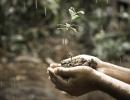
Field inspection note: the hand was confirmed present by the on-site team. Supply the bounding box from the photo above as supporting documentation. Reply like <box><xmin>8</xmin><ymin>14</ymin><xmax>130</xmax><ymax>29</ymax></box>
<box><xmin>47</xmin><ymin>65</ymin><xmax>99</xmax><ymax>96</ymax></box>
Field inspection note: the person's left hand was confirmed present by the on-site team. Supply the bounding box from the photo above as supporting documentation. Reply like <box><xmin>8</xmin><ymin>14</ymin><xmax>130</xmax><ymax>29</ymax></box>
<box><xmin>47</xmin><ymin>64</ymin><xmax>100</xmax><ymax>96</ymax></box>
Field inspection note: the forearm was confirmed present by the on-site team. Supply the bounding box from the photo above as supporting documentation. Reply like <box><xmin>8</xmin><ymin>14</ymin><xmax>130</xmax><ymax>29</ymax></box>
<box><xmin>97</xmin><ymin>61</ymin><xmax>130</xmax><ymax>84</ymax></box>
<box><xmin>96</xmin><ymin>71</ymin><xmax>130</xmax><ymax>100</ymax></box>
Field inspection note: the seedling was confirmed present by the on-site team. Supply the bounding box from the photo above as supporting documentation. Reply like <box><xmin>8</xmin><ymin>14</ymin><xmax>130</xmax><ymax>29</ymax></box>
<box><xmin>57</xmin><ymin>7</ymin><xmax>85</xmax><ymax>61</ymax></box>
<box><xmin>57</xmin><ymin>7</ymin><xmax>85</xmax><ymax>32</ymax></box>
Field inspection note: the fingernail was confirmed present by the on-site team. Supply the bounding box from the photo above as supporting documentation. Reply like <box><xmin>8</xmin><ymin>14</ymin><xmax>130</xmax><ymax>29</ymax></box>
<box><xmin>50</xmin><ymin>63</ymin><xmax>57</xmax><ymax>68</ymax></box>
<box><xmin>50</xmin><ymin>63</ymin><xmax>61</xmax><ymax>68</ymax></box>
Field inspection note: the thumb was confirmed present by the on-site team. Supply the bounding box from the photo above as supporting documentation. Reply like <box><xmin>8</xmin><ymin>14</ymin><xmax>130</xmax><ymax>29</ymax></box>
<box><xmin>54</xmin><ymin>67</ymin><xmax>78</xmax><ymax>78</ymax></box>
<box><xmin>55</xmin><ymin>66</ymin><xmax>95</xmax><ymax>77</ymax></box>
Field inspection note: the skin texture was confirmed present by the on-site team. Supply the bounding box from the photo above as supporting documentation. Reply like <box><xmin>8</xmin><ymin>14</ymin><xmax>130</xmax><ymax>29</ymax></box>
<box><xmin>48</xmin><ymin>66</ymin><xmax>98</xmax><ymax>96</ymax></box>
<box><xmin>47</xmin><ymin>54</ymin><xmax>130</xmax><ymax>99</ymax></box>
<box><xmin>60</xmin><ymin>54</ymin><xmax>130</xmax><ymax>84</ymax></box>
<box><xmin>98</xmin><ymin>61</ymin><xmax>130</xmax><ymax>84</ymax></box>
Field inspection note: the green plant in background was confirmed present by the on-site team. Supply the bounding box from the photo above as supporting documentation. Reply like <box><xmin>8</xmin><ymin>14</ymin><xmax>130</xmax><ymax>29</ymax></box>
<box><xmin>0</xmin><ymin>0</ymin><xmax>130</xmax><ymax>61</ymax></box>
<box><xmin>0</xmin><ymin>0</ymin><xmax>60</xmax><ymax>56</ymax></box>
<box><xmin>93</xmin><ymin>30</ymin><xmax>130</xmax><ymax>60</ymax></box>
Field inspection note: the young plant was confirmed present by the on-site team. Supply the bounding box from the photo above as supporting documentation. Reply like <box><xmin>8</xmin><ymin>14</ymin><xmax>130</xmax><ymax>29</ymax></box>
<box><xmin>57</xmin><ymin>7</ymin><xmax>85</xmax><ymax>60</ymax></box>
<box><xmin>57</xmin><ymin>7</ymin><xmax>85</xmax><ymax>32</ymax></box>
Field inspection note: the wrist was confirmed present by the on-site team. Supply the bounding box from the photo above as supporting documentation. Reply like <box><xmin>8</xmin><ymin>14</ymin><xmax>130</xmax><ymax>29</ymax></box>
<box><xmin>95</xmin><ymin>71</ymin><xmax>130</xmax><ymax>99</ymax></box>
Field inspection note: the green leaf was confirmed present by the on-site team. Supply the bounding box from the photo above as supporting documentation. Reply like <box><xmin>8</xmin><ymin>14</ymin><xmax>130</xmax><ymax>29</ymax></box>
<box><xmin>69</xmin><ymin>7</ymin><xmax>77</xmax><ymax>17</ymax></box>
<box><xmin>69</xmin><ymin>7</ymin><xmax>85</xmax><ymax>21</ymax></box>
<box><xmin>69</xmin><ymin>7</ymin><xmax>79</xmax><ymax>21</ymax></box>
<box><xmin>71</xmin><ymin>15</ymin><xmax>80</xmax><ymax>21</ymax></box>
<box><xmin>77</xmin><ymin>11</ymin><xmax>85</xmax><ymax>15</ymax></box>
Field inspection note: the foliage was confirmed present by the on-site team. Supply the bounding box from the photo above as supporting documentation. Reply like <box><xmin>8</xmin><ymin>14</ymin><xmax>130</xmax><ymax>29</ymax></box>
<box><xmin>0</xmin><ymin>0</ymin><xmax>130</xmax><ymax>60</ymax></box>
<box><xmin>0</xmin><ymin>0</ymin><xmax>60</xmax><ymax>56</ymax></box>
<box><xmin>93</xmin><ymin>30</ymin><xmax>130</xmax><ymax>60</ymax></box>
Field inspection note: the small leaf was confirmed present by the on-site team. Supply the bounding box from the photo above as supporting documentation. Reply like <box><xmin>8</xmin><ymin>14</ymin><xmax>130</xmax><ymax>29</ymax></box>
<box><xmin>77</xmin><ymin>11</ymin><xmax>85</xmax><ymax>15</ymax></box>
<box><xmin>69</xmin><ymin>7</ymin><xmax>77</xmax><ymax>17</ymax></box>
<box><xmin>69</xmin><ymin>7</ymin><xmax>84</xmax><ymax>21</ymax></box>
<box><xmin>71</xmin><ymin>15</ymin><xmax>80</xmax><ymax>21</ymax></box>
<box><xmin>65</xmin><ymin>23</ymin><xmax>71</xmax><ymax>28</ymax></box>
<box><xmin>71</xmin><ymin>27</ymin><xmax>78</xmax><ymax>32</ymax></box>
<box><xmin>69</xmin><ymin>7</ymin><xmax>79</xmax><ymax>21</ymax></box>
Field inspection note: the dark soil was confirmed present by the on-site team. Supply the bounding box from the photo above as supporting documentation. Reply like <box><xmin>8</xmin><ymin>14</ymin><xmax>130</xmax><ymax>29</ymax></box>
<box><xmin>61</xmin><ymin>57</ymin><xmax>97</xmax><ymax>69</ymax></box>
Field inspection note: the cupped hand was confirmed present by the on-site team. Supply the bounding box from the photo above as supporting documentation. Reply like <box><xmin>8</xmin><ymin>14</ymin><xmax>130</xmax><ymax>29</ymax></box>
<box><xmin>47</xmin><ymin>64</ymin><xmax>100</xmax><ymax>96</ymax></box>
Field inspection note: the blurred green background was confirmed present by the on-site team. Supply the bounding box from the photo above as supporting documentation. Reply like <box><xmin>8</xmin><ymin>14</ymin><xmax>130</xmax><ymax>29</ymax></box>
<box><xmin>0</xmin><ymin>0</ymin><xmax>130</xmax><ymax>100</ymax></box>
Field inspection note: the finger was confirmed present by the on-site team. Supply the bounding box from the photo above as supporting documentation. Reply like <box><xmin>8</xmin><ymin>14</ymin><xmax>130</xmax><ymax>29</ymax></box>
<box><xmin>49</xmin><ymin>71</ymin><xmax>68</xmax><ymax>91</ymax></box>
<box><xmin>54</xmin><ymin>67</ymin><xmax>77</xmax><ymax>78</ymax></box>
<box><xmin>50</xmin><ymin>63</ymin><xmax>61</xmax><ymax>68</ymax></box>
<box><xmin>48</xmin><ymin>68</ymin><xmax>68</xmax><ymax>90</ymax></box>
<box><xmin>56</xmin><ymin>66</ymin><xmax>95</xmax><ymax>76</ymax></box>
<box><xmin>48</xmin><ymin>71</ymin><xmax>57</xmax><ymax>84</ymax></box>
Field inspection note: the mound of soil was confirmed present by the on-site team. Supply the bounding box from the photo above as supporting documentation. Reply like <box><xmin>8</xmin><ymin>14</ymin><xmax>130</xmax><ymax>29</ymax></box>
<box><xmin>61</xmin><ymin>57</ymin><xmax>97</xmax><ymax>69</ymax></box>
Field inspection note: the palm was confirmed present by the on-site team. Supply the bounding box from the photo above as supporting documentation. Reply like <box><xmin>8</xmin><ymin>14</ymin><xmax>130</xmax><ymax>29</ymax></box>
<box><xmin>48</xmin><ymin>65</ymin><xmax>98</xmax><ymax>96</ymax></box>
